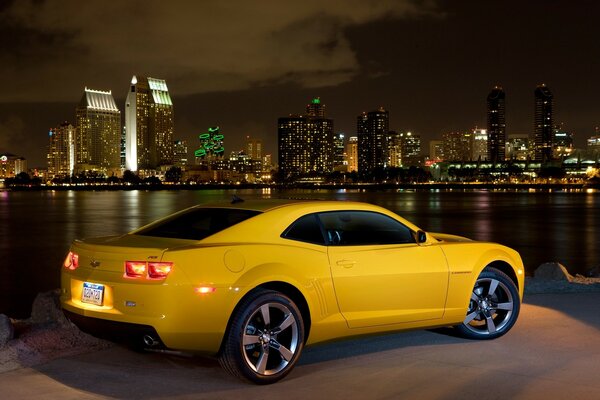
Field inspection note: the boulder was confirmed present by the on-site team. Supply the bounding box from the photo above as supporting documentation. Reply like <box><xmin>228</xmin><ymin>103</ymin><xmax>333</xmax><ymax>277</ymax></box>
<box><xmin>534</xmin><ymin>262</ymin><xmax>573</xmax><ymax>282</ymax></box>
<box><xmin>29</xmin><ymin>289</ymin><xmax>69</xmax><ymax>326</ymax></box>
<box><xmin>0</xmin><ymin>314</ymin><xmax>14</xmax><ymax>346</ymax></box>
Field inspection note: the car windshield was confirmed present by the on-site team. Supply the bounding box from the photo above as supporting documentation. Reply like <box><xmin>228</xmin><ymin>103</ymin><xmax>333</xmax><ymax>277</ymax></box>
<box><xmin>136</xmin><ymin>207</ymin><xmax>261</xmax><ymax>240</ymax></box>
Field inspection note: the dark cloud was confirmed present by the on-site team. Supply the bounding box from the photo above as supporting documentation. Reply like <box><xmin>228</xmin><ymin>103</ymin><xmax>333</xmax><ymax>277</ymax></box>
<box><xmin>0</xmin><ymin>0</ymin><xmax>437</xmax><ymax>102</ymax></box>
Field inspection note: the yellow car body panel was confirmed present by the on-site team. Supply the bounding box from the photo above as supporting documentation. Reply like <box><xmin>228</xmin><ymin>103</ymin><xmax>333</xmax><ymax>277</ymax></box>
<box><xmin>60</xmin><ymin>200</ymin><xmax>524</xmax><ymax>355</ymax></box>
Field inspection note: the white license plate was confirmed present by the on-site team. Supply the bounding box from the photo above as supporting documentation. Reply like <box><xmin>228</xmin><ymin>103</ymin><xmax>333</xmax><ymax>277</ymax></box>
<box><xmin>82</xmin><ymin>282</ymin><xmax>104</xmax><ymax>306</ymax></box>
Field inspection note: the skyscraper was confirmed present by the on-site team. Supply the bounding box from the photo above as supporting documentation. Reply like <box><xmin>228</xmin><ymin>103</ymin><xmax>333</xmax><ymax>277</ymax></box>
<box><xmin>125</xmin><ymin>76</ymin><xmax>174</xmax><ymax>171</ymax></box>
<box><xmin>487</xmin><ymin>86</ymin><xmax>506</xmax><ymax>163</ymax></box>
<box><xmin>278</xmin><ymin>98</ymin><xmax>334</xmax><ymax>180</ymax></box>
<box><xmin>357</xmin><ymin>107</ymin><xmax>389</xmax><ymax>177</ymax></box>
<box><xmin>47</xmin><ymin>122</ymin><xmax>76</xmax><ymax>178</ymax></box>
<box><xmin>471</xmin><ymin>128</ymin><xmax>488</xmax><ymax>161</ymax></box>
<box><xmin>442</xmin><ymin>131</ymin><xmax>472</xmax><ymax>161</ymax></box>
<box><xmin>173</xmin><ymin>140</ymin><xmax>188</xmax><ymax>167</ymax></box>
<box><xmin>75</xmin><ymin>88</ymin><xmax>121</xmax><ymax>172</ymax></box>
<box><xmin>534</xmin><ymin>84</ymin><xmax>554</xmax><ymax>162</ymax></box>
<box><xmin>346</xmin><ymin>136</ymin><xmax>358</xmax><ymax>173</ymax></box>
<box><xmin>399</xmin><ymin>132</ymin><xmax>421</xmax><ymax>166</ymax></box>
<box><xmin>246</xmin><ymin>136</ymin><xmax>262</xmax><ymax>160</ymax></box>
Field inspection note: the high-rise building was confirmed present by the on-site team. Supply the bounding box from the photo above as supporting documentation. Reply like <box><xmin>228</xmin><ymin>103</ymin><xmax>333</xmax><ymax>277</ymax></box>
<box><xmin>400</xmin><ymin>132</ymin><xmax>421</xmax><ymax>166</ymax></box>
<box><xmin>357</xmin><ymin>107</ymin><xmax>389</xmax><ymax>177</ymax></box>
<box><xmin>534</xmin><ymin>84</ymin><xmax>554</xmax><ymax>162</ymax></box>
<box><xmin>246</xmin><ymin>136</ymin><xmax>262</xmax><ymax>160</ymax></box>
<box><xmin>472</xmin><ymin>128</ymin><xmax>488</xmax><ymax>161</ymax></box>
<box><xmin>506</xmin><ymin>134</ymin><xmax>533</xmax><ymax>161</ymax></box>
<box><xmin>552</xmin><ymin>128</ymin><xmax>573</xmax><ymax>158</ymax></box>
<box><xmin>306</xmin><ymin>97</ymin><xmax>325</xmax><ymax>118</ymax></box>
<box><xmin>587</xmin><ymin>135</ymin><xmax>600</xmax><ymax>155</ymax></box>
<box><xmin>487</xmin><ymin>86</ymin><xmax>506</xmax><ymax>163</ymax></box>
<box><xmin>442</xmin><ymin>131</ymin><xmax>472</xmax><ymax>161</ymax></box>
<box><xmin>173</xmin><ymin>140</ymin><xmax>188</xmax><ymax>167</ymax></box>
<box><xmin>333</xmin><ymin>133</ymin><xmax>346</xmax><ymax>170</ymax></box>
<box><xmin>75</xmin><ymin>88</ymin><xmax>121</xmax><ymax>172</ymax></box>
<box><xmin>388</xmin><ymin>131</ymin><xmax>401</xmax><ymax>168</ymax></box>
<box><xmin>346</xmin><ymin>136</ymin><xmax>358</xmax><ymax>173</ymax></box>
<box><xmin>429</xmin><ymin>140</ymin><xmax>444</xmax><ymax>160</ymax></box>
<box><xmin>47</xmin><ymin>122</ymin><xmax>76</xmax><ymax>178</ymax></box>
<box><xmin>0</xmin><ymin>153</ymin><xmax>27</xmax><ymax>178</ymax></box>
<box><xmin>278</xmin><ymin>98</ymin><xmax>334</xmax><ymax>180</ymax></box>
<box><xmin>125</xmin><ymin>76</ymin><xmax>174</xmax><ymax>171</ymax></box>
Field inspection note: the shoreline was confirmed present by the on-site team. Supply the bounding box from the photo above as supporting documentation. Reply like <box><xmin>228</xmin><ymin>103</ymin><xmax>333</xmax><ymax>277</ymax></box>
<box><xmin>3</xmin><ymin>182</ymin><xmax>599</xmax><ymax>191</ymax></box>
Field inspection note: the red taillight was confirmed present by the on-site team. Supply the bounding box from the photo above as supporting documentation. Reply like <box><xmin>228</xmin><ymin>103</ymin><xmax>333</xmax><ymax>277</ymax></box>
<box><xmin>148</xmin><ymin>262</ymin><xmax>173</xmax><ymax>279</ymax></box>
<box><xmin>63</xmin><ymin>251</ymin><xmax>79</xmax><ymax>270</ymax></box>
<box><xmin>125</xmin><ymin>261</ymin><xmax>147</xmax><ymax>277</ymax></box>
<box><xmin>125</xmin><ymin>261</ymin><xmax>173</xmax><ymax>279</ymax></box>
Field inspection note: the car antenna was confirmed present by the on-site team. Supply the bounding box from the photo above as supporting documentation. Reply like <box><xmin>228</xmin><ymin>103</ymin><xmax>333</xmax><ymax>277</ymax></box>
<box><xmin>231</xmin><ymin>195</ymin><xmax>244</xmax><ymax>204</ymax></box>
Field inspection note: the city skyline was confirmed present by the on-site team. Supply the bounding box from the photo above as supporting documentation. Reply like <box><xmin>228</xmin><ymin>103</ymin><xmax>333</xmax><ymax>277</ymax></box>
<box><xmin>2</xmin><ymin>1</ymin><xmax>600</xmax><ymax>166</ymax></box>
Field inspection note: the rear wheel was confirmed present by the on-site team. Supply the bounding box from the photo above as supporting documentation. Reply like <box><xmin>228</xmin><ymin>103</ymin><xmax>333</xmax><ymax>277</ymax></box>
<box><xmin>455</xmin><ymin>267</ymin><xmax>520</xmax><ymax>340</ymax></box>
<box><xmin>219</xmin><ymin>289</ymin><xmax>305</xmax><ymax>384</ymax></box>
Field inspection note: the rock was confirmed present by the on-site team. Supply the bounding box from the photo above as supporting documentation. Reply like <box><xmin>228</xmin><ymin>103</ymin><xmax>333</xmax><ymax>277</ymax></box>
<box><xmin>0</xmin><ymin>314</ymin><xmax>14</xmax><ymax>346</ymax></box>
<box><xmin>534</xmin><ymin>262</ymin><xmax>573</xmax><ymax>282</ymax></box>
<box><xmin>29</xmin><ymin>289</ymin><xmax>69</xmax><ymax>326</ymax></box>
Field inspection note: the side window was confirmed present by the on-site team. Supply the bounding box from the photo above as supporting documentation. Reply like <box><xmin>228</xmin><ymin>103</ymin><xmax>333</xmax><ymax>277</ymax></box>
<box><xmin>318</xmin><ymin>211</ymin><xmax>415</xmax><ymax>246</ymax></box>
<box><xmin>281</xmin><ymin>214</ymin><xmax>325</xmax><ymax>245</ymax></box>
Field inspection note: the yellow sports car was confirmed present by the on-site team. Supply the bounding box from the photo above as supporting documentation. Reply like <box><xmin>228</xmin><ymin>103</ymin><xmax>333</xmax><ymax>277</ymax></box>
<box><xmin>61</xmin><ymin>199</ymin><xmax>524</xmax><ymax>384</ymax></box>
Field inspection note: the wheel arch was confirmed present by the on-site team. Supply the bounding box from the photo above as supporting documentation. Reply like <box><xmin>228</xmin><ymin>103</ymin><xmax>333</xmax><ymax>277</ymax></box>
<box><xmin>484</xmin><ymin>260</ymin><xmax>520</xmax><ymax>291</ymax></box>
<box><xmin>217</xmin><ymin>281</ymin><xmax>312</xmax><ymax>355</ymax></box>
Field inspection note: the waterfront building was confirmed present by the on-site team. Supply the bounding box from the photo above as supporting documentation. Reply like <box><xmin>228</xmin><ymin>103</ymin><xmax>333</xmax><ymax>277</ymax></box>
<box><xmin>552</xmin><ymin>128</ymin><xmax>574</xmax><ymax>158</ymax></box>
<box><xmin>429</xmin><ymin>140</ymin><xmax>444</xmax><ymax>160</ymax></box>
<box><xmin>588</xmin><ymin>135</ymin><xmax>600</xmax><ymax>155</ymax></box>
<box><xmin>472</xmin><ymin>128</ymin><xmax>488</xmax><ymax>161</ymax></box>
<box><xmin>173</xmin><ymin>140</ymin><xmax>188</xmax><ymax>167</ymax></box>
<box><xmin>357</xmin><ymin>107</ymin><xmax>389</xmax><ymax>177</ymax></box>
<box><xmin>75</xmin><ymin>88</ymin><xmax>121</xmax><ymax>173</ymax></box>
<box><xmin>246</xmin><ymin>136</ymin><xmax>262</xmax><ymax>160</ymax></box>
<box><xmin>0</xmin><ymin>153</ymin><xmax>27</xmax><ymax>178</ymax></box>
<box><xmin>277</xmin><ymin>98</ymin><xmax>334</xmax><ymax>181</ymax></box>
<box><xmin>534</xmin><ymin>84</ymin><xmax>554</xmax><ymax>162</ymax></box>
<box><xmin>346</xmin><ymin>136</ymin><xmax>358</xmax><ymax>173</ymax></box>
<box><xmin>333</xmin><ymin>133</ymin><xmax>347</xmax><ymax>171</ymax></box>
<box><xmin>487</xmin><ymin>86</ymin><xmax>506</xmax><ymax>162</ymax></box>
<box><xmin>388</xmin><ymin>131</ymin><xmax>401</xmax><ymax>168</ymax></box>
<box><xmin>400</xmin><ymin>132</ymin><xmax>421</xmax><ymax>166</ymax></box>
<box><xmin>47</xmin><ymin>122</ymin><xmax>76</xmax><ymax>178</ymax></box>
<box><xmin>442</xmin><ymin>131</ymin><xmax>472</xmax><ymax>161</ymax></box>
<box><xmin>506</xmin><ymin>134</ymin><xmax>534</xmax><ymax>160</ymax></box>
<box><xmin>125</xmin><ymin>76</ymin><xmax>174</xmax><ymax>171</ymax></box>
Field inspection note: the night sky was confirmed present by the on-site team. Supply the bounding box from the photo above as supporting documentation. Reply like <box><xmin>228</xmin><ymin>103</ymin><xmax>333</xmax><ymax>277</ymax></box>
<box><xmin>1</xmin><ymin>0</ymin><xmax>600</xmax><ymax>167</ymax></box>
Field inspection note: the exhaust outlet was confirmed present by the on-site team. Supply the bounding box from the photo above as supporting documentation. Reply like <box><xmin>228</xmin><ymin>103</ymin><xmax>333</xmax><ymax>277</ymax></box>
<box><xmin>143</xmin><ymin>335</ymin><xmax>159</xmax><ymax>347</ymax></box>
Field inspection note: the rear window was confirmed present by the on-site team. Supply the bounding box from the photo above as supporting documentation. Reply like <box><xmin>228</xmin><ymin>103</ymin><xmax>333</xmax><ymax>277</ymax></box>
<box><xmin>137</xmin><ymin>208</ymin><xmax>261</xmax><ymax>240</ymax></box>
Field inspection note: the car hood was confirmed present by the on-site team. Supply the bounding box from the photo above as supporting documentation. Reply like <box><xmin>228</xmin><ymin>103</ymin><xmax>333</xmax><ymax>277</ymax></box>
<box><xmin>429</xmin><ymin>232</ymin><xmax>473</xmax><ymax>242</ymax></box>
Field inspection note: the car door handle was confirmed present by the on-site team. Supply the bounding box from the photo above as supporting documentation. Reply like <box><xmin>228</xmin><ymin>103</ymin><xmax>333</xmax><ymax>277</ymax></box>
<box><xmin>336</xmin><ymin>259</ymin><xmax>356</xmax><ymax>268</ymax></box>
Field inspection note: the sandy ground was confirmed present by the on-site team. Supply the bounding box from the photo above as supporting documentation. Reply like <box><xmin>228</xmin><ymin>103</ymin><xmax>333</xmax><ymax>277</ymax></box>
<box><xmin>0</xmin><ymin>291</ymin><xmax>598</xmax><ymax>399</ymax></box>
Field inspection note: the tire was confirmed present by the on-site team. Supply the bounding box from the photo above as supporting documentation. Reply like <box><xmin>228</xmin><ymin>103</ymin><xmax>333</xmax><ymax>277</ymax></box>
<box><xmin>455</xmin><ymin>267</ymin><xmax>520</xmax><ymax>340</ymax></box>
<box><xmin>219</xmin><ymin>289</ymin><xmax>305</xmax><ymax>384</ymax></box>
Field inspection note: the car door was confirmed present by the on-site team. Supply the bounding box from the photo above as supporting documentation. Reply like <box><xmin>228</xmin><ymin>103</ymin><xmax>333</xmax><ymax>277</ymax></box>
<box><xmin>321</xmin><ymin>211</ymin><xmax>449</xmax><ymax>328</ymax></box>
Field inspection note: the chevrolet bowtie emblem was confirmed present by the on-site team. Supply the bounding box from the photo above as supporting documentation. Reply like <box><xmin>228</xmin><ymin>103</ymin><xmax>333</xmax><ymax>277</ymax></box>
<box><xmin>90</xmin><ymin>259</ymin><xmax>101</xmax><ymax>268</ymax></box>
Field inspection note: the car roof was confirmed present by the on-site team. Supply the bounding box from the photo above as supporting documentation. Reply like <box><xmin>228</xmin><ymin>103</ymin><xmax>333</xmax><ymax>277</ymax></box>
<box><xmin>196</xmin><ymin>198</ymin><xmax>327</xmax><ymax>212</ymax></box>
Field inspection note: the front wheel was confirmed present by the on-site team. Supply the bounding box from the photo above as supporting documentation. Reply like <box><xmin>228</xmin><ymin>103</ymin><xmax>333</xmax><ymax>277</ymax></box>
<box><xmin>219</xmin><ymin>289</ymin><xmax>305</xmax><ymax>384</ymax></box>
<box><xmin>455</xmin><ymin>267</ymin><xmax>520</xmax><ymax>340</ymax></box>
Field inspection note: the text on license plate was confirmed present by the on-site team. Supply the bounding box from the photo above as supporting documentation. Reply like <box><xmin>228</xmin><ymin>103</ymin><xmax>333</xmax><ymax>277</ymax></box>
<box><xmin>82</xmin><ymin>282</ymin><xmax>104</xmax><ymax>306</ymax></box>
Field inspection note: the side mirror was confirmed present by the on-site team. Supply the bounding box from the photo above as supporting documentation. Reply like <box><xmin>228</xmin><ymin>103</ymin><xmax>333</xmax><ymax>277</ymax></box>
<box><xmin>416</xmin><ymin>230</ymin><xmax>427</xmax><ymax>244</ymax></box>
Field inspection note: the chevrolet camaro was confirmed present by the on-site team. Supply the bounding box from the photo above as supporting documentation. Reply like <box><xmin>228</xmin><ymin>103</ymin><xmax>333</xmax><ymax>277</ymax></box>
<box><xmin>60</xmin><ymin>199</ymin><xmax>524</xmax><ymax>384</ymax></box>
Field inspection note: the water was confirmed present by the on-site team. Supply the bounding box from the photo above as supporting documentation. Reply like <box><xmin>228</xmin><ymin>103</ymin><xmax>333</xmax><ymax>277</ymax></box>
<box><xmin>1</xmin><ymin>189</ymin><xmax>599</xmax><ymax>318</ymax></box>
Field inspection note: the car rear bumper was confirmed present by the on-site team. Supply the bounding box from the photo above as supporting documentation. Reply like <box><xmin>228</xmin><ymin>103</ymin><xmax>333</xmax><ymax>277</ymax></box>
<box><xmin>63</xmin><ymin>309</ymin><xmax>167</xmax><ymax>349</ymax></box>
